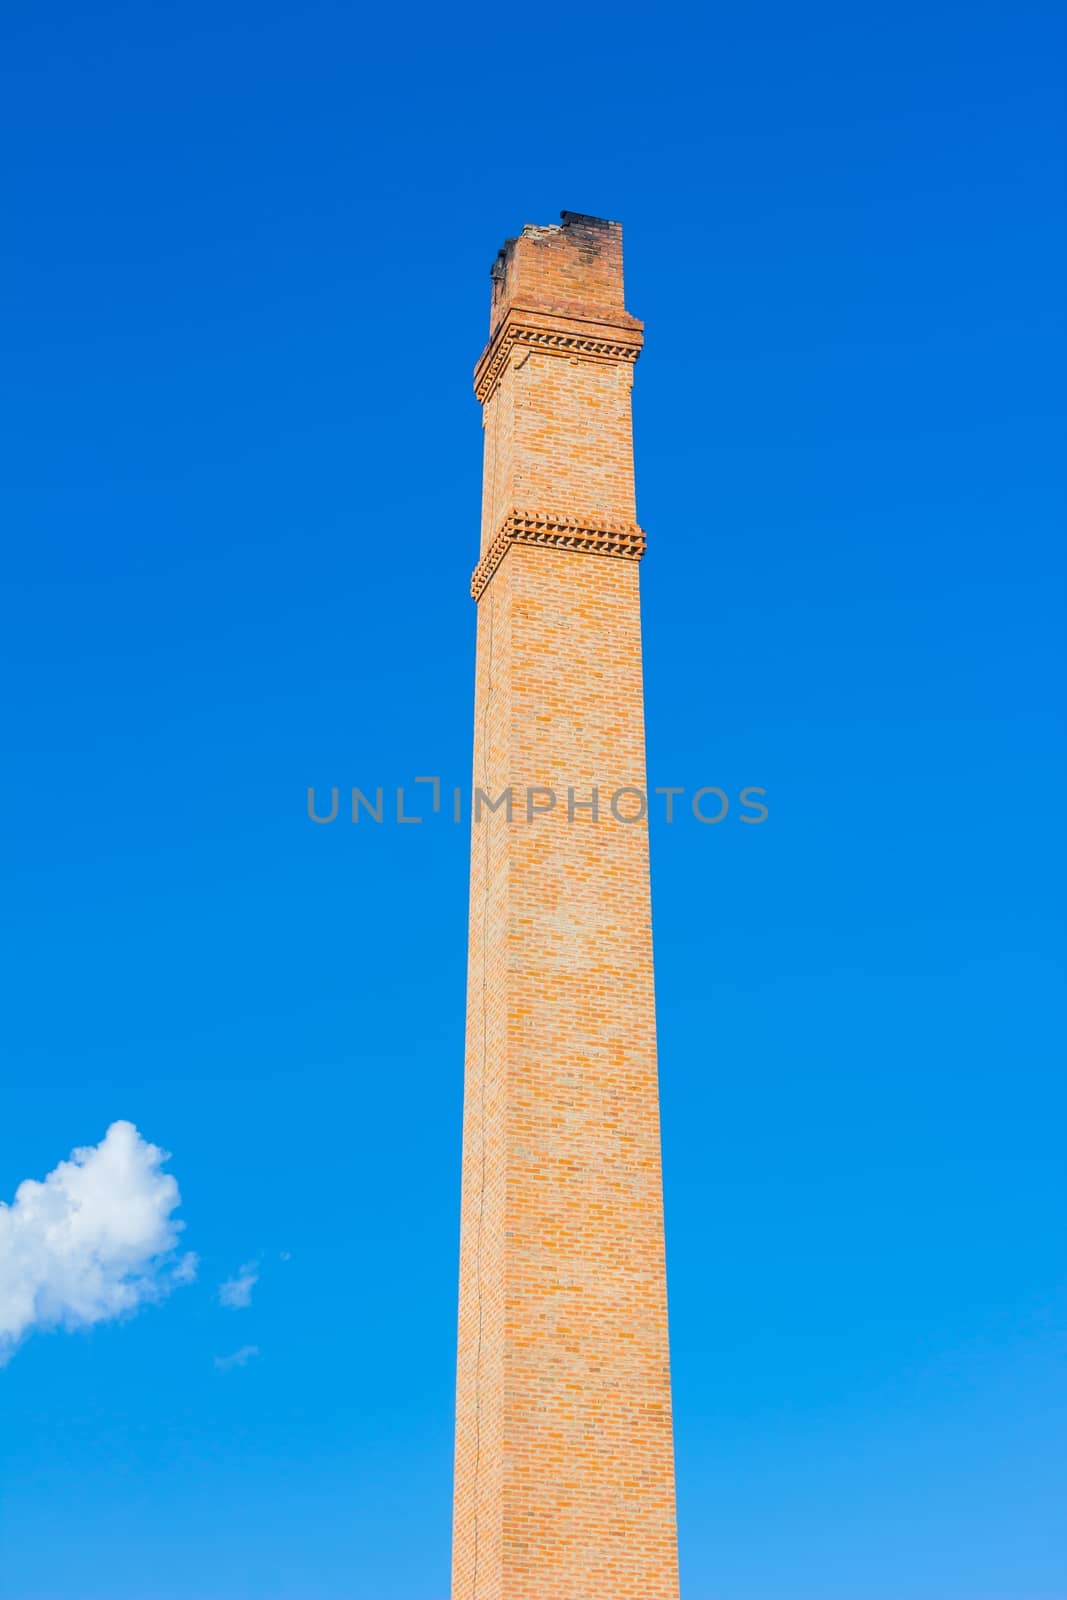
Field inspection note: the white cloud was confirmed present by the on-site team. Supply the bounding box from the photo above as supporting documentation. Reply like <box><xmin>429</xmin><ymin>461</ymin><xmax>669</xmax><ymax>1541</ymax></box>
<box><xmin>0</xmin><ymin>1120</ymin><xmax>194</xmax><ymax>1365</ymax></box>
<box><xmin>214</xmin><ymin>1344</ymin><xmax>259</xmax><ymax>1371</ymax></box>
<box><xmin>218</xmin><ymin>1260</ymin><xmax>258</xmax><ymax>1309</ymax></box>
<box><xmin>173</xmin><ymin>1251</ymin><xmax>199</xmax><ymax>1284</ymax></box>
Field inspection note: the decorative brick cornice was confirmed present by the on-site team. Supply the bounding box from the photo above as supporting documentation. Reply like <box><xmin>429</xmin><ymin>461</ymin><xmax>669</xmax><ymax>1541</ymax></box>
<box><xmin>474</xmin><ymin>307</ymin><xmax>643</xmax><ymax>405</ymax></box>
<box><xmin>471</xmin><ymin>508</ymin><xmax>646</xmax><ymax>600</ymax></box>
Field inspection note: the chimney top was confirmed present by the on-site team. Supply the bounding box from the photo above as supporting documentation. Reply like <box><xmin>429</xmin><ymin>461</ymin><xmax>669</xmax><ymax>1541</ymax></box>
<box><xmin>488</xmin><ymin>210</ymin><xmax>639</xmax><ymax>337</ymax></box>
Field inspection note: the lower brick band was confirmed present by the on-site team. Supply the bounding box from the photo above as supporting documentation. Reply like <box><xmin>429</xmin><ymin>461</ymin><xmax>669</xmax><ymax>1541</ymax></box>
<box><xmin>470</xmin><ymin>508</ymin><xmax>647</xmax><ymax>601</ymax></box>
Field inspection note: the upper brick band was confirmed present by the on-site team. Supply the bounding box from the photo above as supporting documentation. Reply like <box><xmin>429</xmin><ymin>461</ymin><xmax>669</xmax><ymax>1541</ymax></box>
<box><xmin>473</xmin><ymin>306</ymin><xmax>643</xmax><ymax>406</ymax></box>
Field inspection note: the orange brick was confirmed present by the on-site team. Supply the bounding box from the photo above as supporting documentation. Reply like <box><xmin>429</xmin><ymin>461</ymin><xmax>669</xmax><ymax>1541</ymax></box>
<box><xmin>453</xmin><ymin>213</ymin><xmax>680</xmax><ymax>1600</ymax></box>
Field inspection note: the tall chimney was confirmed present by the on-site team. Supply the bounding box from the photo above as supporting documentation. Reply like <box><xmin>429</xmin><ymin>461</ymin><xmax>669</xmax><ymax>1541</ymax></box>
<box><xmin>453</xmin><ymin>211</ymin><xmax>680</xmax><ymax>1600</ymax></box>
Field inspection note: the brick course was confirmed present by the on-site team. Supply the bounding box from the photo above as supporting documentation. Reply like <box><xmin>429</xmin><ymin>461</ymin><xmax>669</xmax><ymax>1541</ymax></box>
<box><xmin>453</xmin><ymin>213</ymin><xmax>680</xmax><ymax>1600</ymax></box>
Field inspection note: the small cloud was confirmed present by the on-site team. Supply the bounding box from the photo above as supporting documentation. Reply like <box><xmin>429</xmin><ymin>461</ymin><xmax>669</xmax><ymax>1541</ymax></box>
<box><xmin>214</xmin><ymin>1344</ymin><xmax>259</xmax><ymax>1372</ymax></box>
<box><xmin>218</xmin><ymin>1261</ymin><xmax>258</xmax><ymax>1309</ymax></box>
<box><xmin>0</xmin><ymin>1120</ymin><xmax>193</xmax><ymax>1366</ymax></box>
<box><xmin>173</xmin><ymin>1252</ymin><xmax>199</xmax><ymax>1285</ymax></box>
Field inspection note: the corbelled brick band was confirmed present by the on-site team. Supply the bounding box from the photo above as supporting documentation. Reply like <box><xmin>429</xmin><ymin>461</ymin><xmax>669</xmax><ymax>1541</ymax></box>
<box><xmin>453</xmin><ymin>212</ymin><xmax>680</xmax><ymax>1600</ymax></box>
<box><xmin>470</xmin><ymin>508</ymin><xmax>647</xmax><ymax>602</ymax></box>
<box><xmin>473</xmin><ymin>313</ymin><xmax>643</xmax><ymax>407</ymax></box>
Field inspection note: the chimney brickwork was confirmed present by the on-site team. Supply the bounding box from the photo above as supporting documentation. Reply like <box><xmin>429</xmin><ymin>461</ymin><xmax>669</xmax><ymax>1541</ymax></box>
<box><xmin>453</xmin><ymin>212</ymin><xmax>680</xmax><ymax>1600</ymax></box>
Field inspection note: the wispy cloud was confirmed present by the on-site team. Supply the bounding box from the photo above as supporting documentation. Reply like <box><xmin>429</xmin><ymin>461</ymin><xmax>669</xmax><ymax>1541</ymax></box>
<box><xmin>214</xmin><ymin>1344</ymin><xmax>259</xmax><ymax>1372</ymax></box>
<box><xmin>173</xmin><ymin>1252</ymin><xmax>199</xmax><ymax>1284</ymax></box>
<box><xmin>218</xmin><ymin>1261</ymin><xmax>258</xmax><ymax>1309</ymax></box>
<box><xmin>0</xmin><ymin>1121</ymin><xmax>194</xmax><ymax>1365</ymax></box>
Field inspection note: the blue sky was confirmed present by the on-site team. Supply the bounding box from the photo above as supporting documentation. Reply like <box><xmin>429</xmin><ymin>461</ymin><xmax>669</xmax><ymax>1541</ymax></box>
<box><xmin>1</xmin><ymin>0</ymin><xmax>1064</xmax><ymax>1595</ymax></box>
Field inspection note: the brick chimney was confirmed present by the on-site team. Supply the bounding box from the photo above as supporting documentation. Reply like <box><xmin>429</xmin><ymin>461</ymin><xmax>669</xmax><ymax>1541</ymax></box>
<box><xmin>452</xmin><ymin>211</ymin><xmax>680</xmax><ymax>1600</ymax></box>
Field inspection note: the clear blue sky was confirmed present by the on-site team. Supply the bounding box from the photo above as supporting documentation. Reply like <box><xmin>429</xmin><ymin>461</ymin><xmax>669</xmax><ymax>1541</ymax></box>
<box><xmin>1</xmin><ymin>1</ymin><xmax>1064</xmax><ymax>1595</ymax></box>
